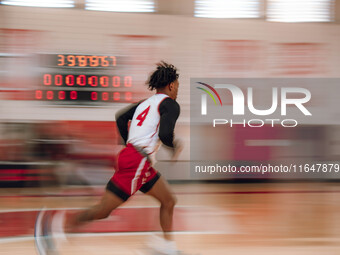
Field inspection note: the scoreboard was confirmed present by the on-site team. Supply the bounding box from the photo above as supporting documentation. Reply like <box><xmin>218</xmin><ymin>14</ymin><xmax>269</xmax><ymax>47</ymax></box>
<box><xmin>35</xmin><ymin>54</ymin><xmax>134</xmax><ymax>104</ymax></box>
<box><xmin>53</xmin><ymin>54</ymin><xmax>117</xmax><ymax>67</ymax></box>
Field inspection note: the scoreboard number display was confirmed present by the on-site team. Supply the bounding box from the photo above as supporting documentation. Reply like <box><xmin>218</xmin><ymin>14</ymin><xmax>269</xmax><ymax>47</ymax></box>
<box><xmin>35</xmin><ymin>54</ymin><xmax>133</xmax><ymax>104</ymax></box>
<box><xmin>56</xmin><ymin>54</ymin><xmax>117</xmax><ymax>67</ymax></box>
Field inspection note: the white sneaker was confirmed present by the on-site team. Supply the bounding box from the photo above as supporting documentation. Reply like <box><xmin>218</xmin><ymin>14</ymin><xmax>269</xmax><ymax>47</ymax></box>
<box><xmin>35</xmin><ymin>208</ymin><xmax>59</xmax><ymax>255</ymax></box>
<box><xmin>51</xmin><ymin>210</ymin><xmax>67</xmax><ymax>244</ymax></box>
<box><xmin>146</xmin><ymin>235</ymin><xmax>178</xmax><ymax>255</ymax></box>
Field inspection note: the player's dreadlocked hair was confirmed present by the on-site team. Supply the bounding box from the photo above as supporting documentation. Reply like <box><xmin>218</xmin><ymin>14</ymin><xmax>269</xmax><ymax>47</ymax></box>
<box><xmin>146</xmin><ymin>61</ymin><xmax>179</xmax><ymax>91</ymax></box>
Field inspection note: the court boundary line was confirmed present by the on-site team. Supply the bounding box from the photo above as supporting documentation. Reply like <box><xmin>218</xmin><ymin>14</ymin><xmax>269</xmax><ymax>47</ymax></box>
<box><xmin>1</xmin><ymin>189</ymin><xmax>340</xmax><ymax>198</ymax></box>
<box><xmin>0</xmin><ymin>205</ymin><xmax>200</xmax><ymax>213</ymax></box>
<box><xmin>0</xmin><ymin>231</ymin><xmax>234</xmax><ymax>244</ymax></box>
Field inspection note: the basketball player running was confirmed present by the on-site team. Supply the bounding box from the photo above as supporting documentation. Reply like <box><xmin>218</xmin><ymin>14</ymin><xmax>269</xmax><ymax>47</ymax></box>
<box><xmin>46</xmin><ymin>61</ymin><xmax>183</xmax><ymax>255</ymax></box>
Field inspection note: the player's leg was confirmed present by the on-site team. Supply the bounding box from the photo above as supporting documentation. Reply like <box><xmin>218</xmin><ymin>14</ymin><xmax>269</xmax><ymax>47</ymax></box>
<box><xmin>144</xmin><ymin>175</ymin><xmax>177</xmax><ymax>241</ymax></box>
<box><xmin>139</xmin><ymin>173</ymin><xmax>179</xmax><ymax>254</ymax></box>
<box><xmin>67</xmin><ymin>187</ymin><xmax>125</xmax><ymax>230</ymax></box>
<box><xmin>68</xmin><ymin>146</ymin><xmax>133</xmax><ymax>229</ymax></box>
<box><xmin>39</xmin><ymin>183</ymin><xmax>126</xmax><ymax>255</ymax></box>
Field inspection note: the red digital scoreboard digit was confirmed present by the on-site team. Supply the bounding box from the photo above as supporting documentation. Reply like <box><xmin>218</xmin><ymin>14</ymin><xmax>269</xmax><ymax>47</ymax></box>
<box><xmin>35</xmin><ymin>54</ymin><xmax>133</xmax><ymax>103</ymax></box>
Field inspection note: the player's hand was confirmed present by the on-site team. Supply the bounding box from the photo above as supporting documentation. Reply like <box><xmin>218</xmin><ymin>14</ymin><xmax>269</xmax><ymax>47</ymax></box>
<box><xmin>171</xmin><ymin>139</ymin><xmax>183</xmax><ymax>161</ymax></box>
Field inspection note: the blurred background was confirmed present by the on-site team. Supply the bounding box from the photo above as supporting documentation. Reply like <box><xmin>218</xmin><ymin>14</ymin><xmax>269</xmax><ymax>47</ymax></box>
<box><xmin>1</xmin><ymin>0</ymin><xmax>340</xmax><ymax>184</ymax></box>
<box><xmin>1</xmin><ymin>1</ymin><xmax>340</xmax><ymax>255</ymax></box>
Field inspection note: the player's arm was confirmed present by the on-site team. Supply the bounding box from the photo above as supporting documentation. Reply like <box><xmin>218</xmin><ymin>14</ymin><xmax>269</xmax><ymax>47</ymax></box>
<box><xmin>158</xmin><ymin>98</ymin><xmax>180</xmax><ymax>148</ymax></box>
<box><xmin>115</xmin><ymin>102</ymin><xmax>140</xmax><ymax>144</ymax></box>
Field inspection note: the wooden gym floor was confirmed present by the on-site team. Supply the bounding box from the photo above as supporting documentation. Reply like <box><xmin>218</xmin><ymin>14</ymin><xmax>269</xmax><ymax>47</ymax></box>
<box><xmin>1</xmin><ymin>182</ymin><xmax>340</xmax><ymax>255</ymax></box>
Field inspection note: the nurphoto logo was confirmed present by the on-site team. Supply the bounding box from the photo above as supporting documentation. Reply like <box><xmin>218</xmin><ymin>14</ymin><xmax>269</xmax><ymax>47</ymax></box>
<box><xmin>196</xmin><ymin>81</ymin><xmax>312</xmax><ymax>128</ymax></box>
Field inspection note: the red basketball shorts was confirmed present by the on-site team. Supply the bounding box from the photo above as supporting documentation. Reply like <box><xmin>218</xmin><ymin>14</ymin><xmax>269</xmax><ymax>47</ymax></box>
<box><xmin>106</xmin><ymin>143</ymin><xmax>160</xmax><ymax>201</ymax></box>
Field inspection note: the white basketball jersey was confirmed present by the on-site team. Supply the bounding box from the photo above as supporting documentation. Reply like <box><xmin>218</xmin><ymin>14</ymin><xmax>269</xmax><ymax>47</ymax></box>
<box><xmin>127</xmin><ymin>93</ymin><xmax>169</xmax><ymax>162</ymax></box>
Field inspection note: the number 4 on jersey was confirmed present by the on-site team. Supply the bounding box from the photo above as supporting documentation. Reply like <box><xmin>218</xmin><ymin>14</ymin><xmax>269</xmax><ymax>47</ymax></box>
<box><xmin>136</xmin><ymin>105</ymin><xmax>150</xmax><ymax>126</ymax></box>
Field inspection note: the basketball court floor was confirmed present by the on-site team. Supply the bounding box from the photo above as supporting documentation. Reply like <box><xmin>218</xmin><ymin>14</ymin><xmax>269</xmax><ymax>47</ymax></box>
<box><xmin>1</xmin><ymin>182</ymin><xmax>340</xmax><ymax>255</ymax></box>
